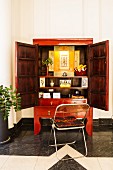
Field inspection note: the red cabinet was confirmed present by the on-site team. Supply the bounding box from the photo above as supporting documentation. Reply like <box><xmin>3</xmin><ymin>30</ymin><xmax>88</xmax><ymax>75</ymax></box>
<box><xmin>15</xmin><ymin>38</ymin><xmax>109</xmax><ymax>136</ymax></box>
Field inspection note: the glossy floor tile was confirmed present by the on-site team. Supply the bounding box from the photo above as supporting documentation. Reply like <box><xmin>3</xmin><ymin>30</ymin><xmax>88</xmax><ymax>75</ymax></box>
<box><xmin>0</xmin><ymin>155</ymin><xmax>38</xmax><ymax>170</ymax></box>
<box><xmin>0</xmin><ymin>126</ymin><xmax>113</xmax><ymax>169</ymax></box>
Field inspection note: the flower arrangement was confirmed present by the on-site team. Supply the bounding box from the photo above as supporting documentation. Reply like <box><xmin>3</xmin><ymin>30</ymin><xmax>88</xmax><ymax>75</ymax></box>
<box><xmin>74</xmin><ymin>64</ymin><xmax>87</xmax><ymax>76</ymax></box>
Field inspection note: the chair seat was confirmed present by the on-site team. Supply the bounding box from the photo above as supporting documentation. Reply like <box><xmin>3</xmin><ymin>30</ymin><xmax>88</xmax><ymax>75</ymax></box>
<box><xmin>55</xmin><ymin>116</ymin><xmax>84</xmax><ymax>128</ymax></box>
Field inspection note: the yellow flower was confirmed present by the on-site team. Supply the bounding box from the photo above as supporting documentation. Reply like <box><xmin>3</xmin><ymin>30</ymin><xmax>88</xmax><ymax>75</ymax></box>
<box><xmin>75</xmin><ymin>64</ymin><xmax>87</xmax><ymax>72</ymax></box>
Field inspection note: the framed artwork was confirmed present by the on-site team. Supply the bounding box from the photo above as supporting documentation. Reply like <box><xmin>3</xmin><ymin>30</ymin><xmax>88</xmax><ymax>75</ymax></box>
<box><xmin>49</xmin><ymin>51</ymin><xmax>54</xmax><ymax>71</ymax></box>
<box><xmin>74</xmin><ymin>50</ymin><xmax>80</xmax><ymax>68</ymax></box>
<box><xmin>81</xmin><ymin>77</ymin><xmax>88</xmax><ymax>87</ymax></box>
<box><xmin>39</xmin><ymin>92</ymin><xmax>44</xmax><ymax>98</ymax></box>
<box><xmin>60</xmin><ymin>51</ymin><xmax>69</xmax><ymax>70</ymax></box>
<box><xmin>43</xmin><ymin>93</ymin><xmax>51</xmax><ymax>98</ymax></box>
<box><xmin>60</xmin><ymin>80</ymin><xmax>71</xmax><ymax>87</ymax></box>
<box><xmin>40</xmin><ymin>77</ymin><xmax>45</xmax><ymax>87</ymax></box>
<box><xmin>53</xmin><ymin>93</ymin><xmax>60</xmax><ymax>98</ymax></box>
<box><xmin>54</xmin><ymin>46</ymin><xmax>75</xmax><ymax>74</ymax></box>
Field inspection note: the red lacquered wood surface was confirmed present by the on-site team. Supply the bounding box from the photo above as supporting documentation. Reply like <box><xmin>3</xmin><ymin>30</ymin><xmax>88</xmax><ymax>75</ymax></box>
<box><xmin>33</xmin><ymin>38</ymin><xmax>93</xmax><ymax>46</ymax></box>
<box><xmin>34</xmin><ymin>98</ymin><xmax>93</xmax><ymax>136</ymax></box>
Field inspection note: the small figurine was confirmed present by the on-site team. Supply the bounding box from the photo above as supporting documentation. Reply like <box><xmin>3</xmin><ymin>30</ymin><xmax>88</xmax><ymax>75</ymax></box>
<box><xmin>62</xmin><ymin>72</ymin><xmax>67</xmax><ymax>76</ymax></box>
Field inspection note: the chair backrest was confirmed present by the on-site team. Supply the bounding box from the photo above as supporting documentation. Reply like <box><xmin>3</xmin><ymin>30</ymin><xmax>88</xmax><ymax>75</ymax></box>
<box><xmin>54</xmin><ymin>103</ymin><xmax>90</xmax><ymax>120</ymax></box>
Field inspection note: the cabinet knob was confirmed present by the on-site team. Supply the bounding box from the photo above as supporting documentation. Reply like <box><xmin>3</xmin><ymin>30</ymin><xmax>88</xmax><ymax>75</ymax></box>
<box><xmin>50</xmin><ymin>102</ymin><xmax>53</xmax><ymax>105</ymax></box>
<box><xmin>48</xmin><ymin>111</ymin><xmax>51</xmax><ymax>115</ymax></box>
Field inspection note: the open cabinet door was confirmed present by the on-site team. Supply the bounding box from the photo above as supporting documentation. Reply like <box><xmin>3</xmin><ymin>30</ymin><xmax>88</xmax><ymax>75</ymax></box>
<box><xmin>15</xmin><ymin>42</ymin><xmax>38</xmax><ymax>109</ymax></box>
<box><xmin>88</xmin><ymin>40</ymin><xmax>109</xmax><ymax>111</ymax></box>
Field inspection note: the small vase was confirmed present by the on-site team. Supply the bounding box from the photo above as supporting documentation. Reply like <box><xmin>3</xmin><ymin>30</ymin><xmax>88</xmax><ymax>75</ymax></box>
<box><xmin>46</xmin><ymin>66</ymin><xmax>49</xmax><ymax>76</ymax></box>
<box><xmin>50</xmin><ymin>80</ymin><xmax>54</xmax><ymax>87</ymax></box>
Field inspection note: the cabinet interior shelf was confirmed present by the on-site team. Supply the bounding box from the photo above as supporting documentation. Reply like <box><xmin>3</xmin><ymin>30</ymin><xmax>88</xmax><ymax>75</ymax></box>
<box><xmin>39</xmin><ymin>87</ymin><xmax>88</xmax><ymax>89</ymax></box>
<box><xmin>39</xmin><ymin>76</ymin><xmax>88</xmax><ymax>78</ymax></box>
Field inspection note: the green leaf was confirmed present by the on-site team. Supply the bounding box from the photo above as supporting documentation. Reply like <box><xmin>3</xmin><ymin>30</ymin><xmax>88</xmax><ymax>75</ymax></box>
<box><xmin>0</xmin><ymin>85</ymin><xmax>21</xmax><ymax>120</ymax></box>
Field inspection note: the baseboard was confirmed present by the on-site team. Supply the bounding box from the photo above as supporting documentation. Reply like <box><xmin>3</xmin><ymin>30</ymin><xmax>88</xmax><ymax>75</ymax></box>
<box><xmin>9</xmin><ymin>118</ymin><xmax>113</xmax><ymax>137</ymax></box>
<box><xmin>9</xmin><ymin>119</ymin><xmax>23</xmax><ymax>137</ymax></box>
<box><xmin>22</xmin><ymin>117</ymin><xmax>113</xmax><ymax>127</ymax></box>
<box><xmin>9</xmin><ymin>118</ymin><xmax>34</xmax><ymax>137</ymax></box>
<box><xmin>93</xmin><ymin>118</ymin><xmax>113</xmax><ymax>126</ymax></box>
<box><xmin>21</xmin><ymin>118</ymin><xmax>34</xmax><ymax>130</ymax></box>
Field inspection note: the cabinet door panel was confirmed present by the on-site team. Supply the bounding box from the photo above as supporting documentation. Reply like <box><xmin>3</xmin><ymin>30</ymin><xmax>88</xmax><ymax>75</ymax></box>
<box><xmin>18</xmin><ymin>45</ymin><xmax>36</xmax><ymax>59</ymax></box>
<box><xmin>88</xmin><ymin>40</ymin><xmax>109</xmax><ymax>110</ymax></box>
<box><xmin>18</xmin><ymin>60</ymin><xmax>36</xmax><ymax>75</ymax></box>
<box><xmin>90</xmin><ymin>58</ymin><xmax>106</xmax><ymax>75</ymax></box>
<box><xmin>20</xmin><ymin>93</ymin><xmax>36</xmax><ymax>108</ymax></box>
<box><xmin>90</xmin><ymin>93</ymin><xmax>105</xmax><ymax>110</ymax></box>
<box><xmin>90</xmin><ymin>77</ymin><xmax>106</xmax><ymax>92</ymax></box>
<box><xmin>15</xmin><ymin>42</ymin><xmax>38</xmax><ymax>109</ymax></box>
<box><xmin>18</xmin><ymin>77</ymin><xmax>36</xmax><ymax>93</ymax></box>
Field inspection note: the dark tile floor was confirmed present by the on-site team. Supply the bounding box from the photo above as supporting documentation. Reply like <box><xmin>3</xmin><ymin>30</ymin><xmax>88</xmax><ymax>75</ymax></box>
<box><xmin>0</xmin><ymin>125</ymin><xmax>113</xmax><ymax>157</ymax></box>
<box><xmin>49</xmin><ymin>155</ymin><xmax>87</xmax><ymax>170</ymax></box>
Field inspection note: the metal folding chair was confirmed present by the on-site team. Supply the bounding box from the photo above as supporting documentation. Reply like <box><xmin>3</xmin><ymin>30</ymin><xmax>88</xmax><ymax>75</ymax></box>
<box><xmin>49</xmin><ymin>103</ymin><xmax>90</xmax><ymax>160</ymax></box>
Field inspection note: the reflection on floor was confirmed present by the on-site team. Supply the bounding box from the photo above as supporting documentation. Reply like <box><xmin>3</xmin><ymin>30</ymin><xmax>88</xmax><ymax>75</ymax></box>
<box><xmin>0</xmin><ymin>126</ymin><xmax>113</xmax><ymax>169</ymax></box>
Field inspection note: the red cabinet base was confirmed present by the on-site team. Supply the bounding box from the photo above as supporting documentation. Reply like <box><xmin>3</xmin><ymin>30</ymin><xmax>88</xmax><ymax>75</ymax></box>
<box><xmin>34</xmin><ymin>99</ymin><xmax>93</xmax><ymax>136</ymax></box>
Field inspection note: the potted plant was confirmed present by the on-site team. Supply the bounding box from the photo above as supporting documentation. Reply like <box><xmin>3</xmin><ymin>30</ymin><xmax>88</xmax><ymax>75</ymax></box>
<box><xmin>42</xmin><ymin>57</ymin><xmax>53</xmax><ymax>75</ymax></box>
<box><xmin>0</xmin><ymin>85</ymin><xmax>21</xmax><ymax>144</ymax></box>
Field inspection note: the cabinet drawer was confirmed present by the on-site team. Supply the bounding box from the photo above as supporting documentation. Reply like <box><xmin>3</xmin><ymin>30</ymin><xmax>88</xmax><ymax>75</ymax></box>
<box><xmin>39</xmin><ymin>99</ymin><xmax>62</xmax><ymax>106</ymax></box>
<box><xmin>38</xmin><ymin>98</ymin><xmax>87</xmax><ymax>106</ymax></box>
<box><xmin>35</xmin><ymin>106</ymin><xmax>56</xmax><ymax>117</ymax></box>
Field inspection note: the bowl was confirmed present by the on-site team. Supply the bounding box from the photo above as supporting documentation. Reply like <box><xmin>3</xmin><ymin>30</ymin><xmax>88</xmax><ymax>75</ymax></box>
<box><xmin>74</xmin><ymin>70</ymin><xmax>87</xmax><ymax>76</ymax></box>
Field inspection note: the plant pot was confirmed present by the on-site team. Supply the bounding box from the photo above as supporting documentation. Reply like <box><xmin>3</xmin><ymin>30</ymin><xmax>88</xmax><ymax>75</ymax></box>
<box><xmin>0</xmin><ymin>111</ymin><xmax>10</xmax><ymax>144</ymax></box>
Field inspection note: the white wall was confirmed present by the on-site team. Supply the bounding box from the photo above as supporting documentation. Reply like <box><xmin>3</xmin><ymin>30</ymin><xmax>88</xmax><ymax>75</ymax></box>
<box><xmin>11</xmin><ymin>0</ymin><xmax>113</xmax><ymax>121</ymax></box>
<box><xmin>34</xmin><ymin>0</ymin><xmax>84</xmax><ymax>38</ymax></box>
<box><xmin>11</xmin><ymin>0</ymin><xmax>35</xmax><ymax>120</ymax></box>
<box><xmin>0</xmin><ymin>0</ymin><xmax>15</xmax><ymax>128</ymax></box>
<box><xmin>0</xmin><ymin>0</ymin><xmax>12</xmax><ymax>85</ymax></box>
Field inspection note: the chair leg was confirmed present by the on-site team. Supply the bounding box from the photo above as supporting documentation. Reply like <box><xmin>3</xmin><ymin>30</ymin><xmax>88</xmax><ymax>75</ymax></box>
<box><xmin>48</xmin><ymin>125</ymin><xmax>60</xmax><ymax>159</ymax></box>
<box><xmin>53</xmin><ymin>127</ymin><xmax>61</xmax><ymax>159</ymax></box>
<box><xmin>82</xmin><ymin>128</ymin><xmax>87</xmax><ymax>156</ymax></box>
<box><xmin>53</xmin><ymin>128</ymin><xmax>57</xmax><ymax>150</ymax></box>
<box><xmin>49</xmin><ymin>126</ymin><xmax>88</xmax><ymax>160</ymax></box>
<box><xmin>50</xmin><ymin>129</ymin><xmax>76</xmax><ymax>147</ymax></box>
